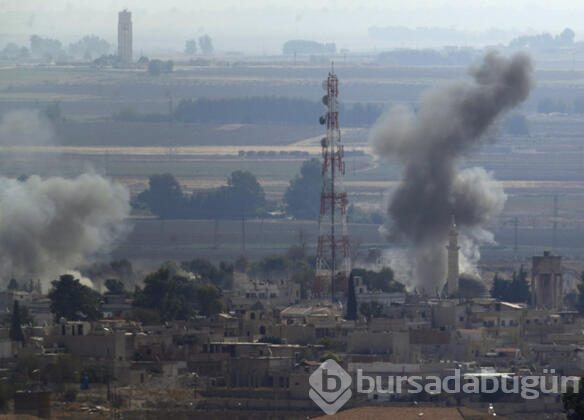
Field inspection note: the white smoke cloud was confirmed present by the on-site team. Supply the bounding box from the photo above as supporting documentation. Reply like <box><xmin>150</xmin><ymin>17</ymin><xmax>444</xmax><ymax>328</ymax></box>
<box><xmin>0</xmin><ymin>174</ymin><xmax>130</xmax><ymax>290</ymax></box>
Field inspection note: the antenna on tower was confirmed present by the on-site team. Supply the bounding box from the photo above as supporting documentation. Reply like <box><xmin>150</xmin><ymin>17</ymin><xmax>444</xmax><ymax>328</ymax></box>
<box><xmin>314</xmin><ymin>69</ymin><xmax>351</xmax><ymax>302</ymax></box>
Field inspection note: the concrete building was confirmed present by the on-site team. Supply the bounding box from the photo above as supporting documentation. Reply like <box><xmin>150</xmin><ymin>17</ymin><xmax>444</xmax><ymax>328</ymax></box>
<box><xmin>446</xmin><ymin>216</ymin><xmax>460</xmax><ymax>297</ymax></box>
<box><xmin>227</xmin><ymin>276</ymin><xmax>301</xmax><ymax>309</ymax></box>
<box><xmin>531</xmin><ymin>251</ymin><xmax>563</xmax><ymax>310</ymax></box>
<box><xmin>117</xmin><ymin>10</ymin><xmax>132</xmax><ymax>63</ymax></box>
<box><xmin>353</xmin><ymin>276</ymin><xmax>406</xmax><ymax>307</ymax></box>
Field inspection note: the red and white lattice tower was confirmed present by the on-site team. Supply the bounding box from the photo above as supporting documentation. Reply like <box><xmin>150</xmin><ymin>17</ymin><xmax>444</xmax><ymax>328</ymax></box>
<box><xmin>314</xmin><ymin>67</ymin><xmax>351</xmax><ymax>302</ymax></box>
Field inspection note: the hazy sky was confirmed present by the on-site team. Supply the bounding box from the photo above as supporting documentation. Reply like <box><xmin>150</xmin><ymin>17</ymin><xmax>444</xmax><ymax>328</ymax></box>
<box><xmin>1</xmin><ymin>0</ymin><xmax>583</xmax><ymax>53</ymax></box>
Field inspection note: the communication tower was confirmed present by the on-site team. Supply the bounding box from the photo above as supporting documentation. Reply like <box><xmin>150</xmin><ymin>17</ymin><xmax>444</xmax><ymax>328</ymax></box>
<box><xmin>314</xmin><ymin>67</ymin><xmax>351</xmax><ymax>302</ymax></box>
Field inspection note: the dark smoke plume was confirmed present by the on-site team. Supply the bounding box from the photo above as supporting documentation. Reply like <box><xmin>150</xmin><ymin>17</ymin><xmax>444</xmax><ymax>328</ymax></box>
<box><xmin>370</xmin><ymin>52</ymin><xmax>532</xmax><ymax>292</ymax></box>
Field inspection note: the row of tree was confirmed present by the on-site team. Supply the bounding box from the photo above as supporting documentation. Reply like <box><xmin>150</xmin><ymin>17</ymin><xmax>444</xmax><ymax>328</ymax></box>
<box><xmin>45</xmin><ymin>260</ymin><xmax>227</xmax><ymax>325</ymax></box>
<box><xmin>0</xmin><ymin>35</ymin><xmax>111</xmax><ymax>62</ymax></box>
<box><xmin>137</xmin><ymin>171</ymin><xmax>266</xmax><ymax>219</ymax></box>
<box><xmin>1</xmin><ymin>34</ymin><xmax>216</xmax><ymax>63</ymax></box>
<box><xmin>121</xmin><ymin>96</ymin><xmax>525</xmax><ymax>133</ymax></box>
<box><xmin>174</xmin><ymin>97</ymin><xmax>383</xmax><ymax>127</ymax></box>
<box><xmin>490</xmin><ymin>266</ymin><xmax>531</xmax><ymax>304</ymax></box>
<box><xmin>136</xmin><ymin>160</ymin><xmax>384</xmax><ymax>223</ymax></box>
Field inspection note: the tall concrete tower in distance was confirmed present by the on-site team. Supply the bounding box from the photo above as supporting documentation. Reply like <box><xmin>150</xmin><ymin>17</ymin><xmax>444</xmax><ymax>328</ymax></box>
<box><xmin>118</xmin><ymin>10</ymin><xmax>133</xmax><ymax>63</ymax></box>
<box><xmin>446</xmin><ymin>216</ymin><xmax>460</xmax><ymax>297</ymax></box>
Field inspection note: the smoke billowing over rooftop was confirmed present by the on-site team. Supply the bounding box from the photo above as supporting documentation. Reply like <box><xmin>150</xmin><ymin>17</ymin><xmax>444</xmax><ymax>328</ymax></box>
<box><xmin>370</xmin><ymin>52</ymin><xmax>533</xmax><ymax>292</ymax></box>
<box><xmin>0</xmin><ymin>174</ymin><xmax>130</xmax><ymax>289</ymax></box>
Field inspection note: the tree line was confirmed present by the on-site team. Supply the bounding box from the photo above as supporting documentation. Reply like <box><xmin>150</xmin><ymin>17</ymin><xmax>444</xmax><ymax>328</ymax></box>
<box><xmin>136</xmin><ymin>160</ymin><xmax>384</xmax><ymax>223</ymax></box>
<box><xmin>174</xmin><ymin>97</ymin><xmax>383</xmax><ymax>127</ymax></box>
<box><xmin>136</xmin><ymin>171</ymin><xmax>266</xmax><ymax>219</ymax></box>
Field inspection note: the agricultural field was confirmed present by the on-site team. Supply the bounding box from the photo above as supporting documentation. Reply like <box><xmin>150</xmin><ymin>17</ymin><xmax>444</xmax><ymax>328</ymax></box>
<box><xmin>1</xmin><ymin>60</ymin><xmax>584</xmax><ymax>268</ymax></box>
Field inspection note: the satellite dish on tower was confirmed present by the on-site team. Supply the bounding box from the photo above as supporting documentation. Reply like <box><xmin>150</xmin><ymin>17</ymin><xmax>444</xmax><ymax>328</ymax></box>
<box><xmin>322</xmin><ymin>95</ymin><xmax>329</xmax><ymax>106</ymax></box>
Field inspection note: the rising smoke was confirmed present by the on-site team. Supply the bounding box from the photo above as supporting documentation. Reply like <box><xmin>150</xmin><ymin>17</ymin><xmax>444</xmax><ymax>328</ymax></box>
<box><xmin>370</xmin><ymin>52</ymin><xmax>533</xmax><ymax>293</ymax></box>
<box><xmin>0</xmin><ymin>109</ymin><xmax>130</xmax><ymax>290</ymax></box>
<box><xmin>0</xmin><ymin>174</ymin><xmax>130</xmax><ymax>290</ymax></box>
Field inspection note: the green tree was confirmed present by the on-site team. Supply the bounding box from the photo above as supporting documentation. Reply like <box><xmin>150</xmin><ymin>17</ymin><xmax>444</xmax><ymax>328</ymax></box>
<box><xmin>563</xmin><ymin>377</ymin><xmax>584</xmax><ymax>419</ymax></box>
<box><xmin>226</xmin><ymin>170</ymin><xmax>266</xmax><ymax>217</ymax></box>
<box><xmin>490</xmin><ymin>273</ymin><xmax>508</xmax><ymax>300</ymax></box>
<box><xmin>48</xmin><ymin>275</ymin><xmax>102</xmax><ymax>321</ymax></box>
<box><xmin>283</xmin><ymin>159</ymin><xmax>322</xmax><ymax>219</ymax></box>
<box><xmin>137</xmin><ymin>173</ymin><xmax>185</xmax><ymax>218</ymax></box>
<box><xmin>182</xmin><ymin>258</ymin><xmax>234</xmax><ymax>289</ymax></box>
<box><xmin>9</xmin><ymin>301</ymin><xmax>25</xmax><ymax>343</ymax></box>
<box><xmin>197</xmin><ymin>284</ymin><xmax>223</xmax><ymax>317</ymax></box>
<box><xmin>134</xmin><ymin>262</ymin><xmax>224</xmax><ymax>320</ymax></box>
<box><xmin>509</xmin><ymin>266</ymin><xmax>530</xmax><ymax>303</ymax></box>
<box><xmin>345</xmin><ymin>273</ymin><xmax>358</xmax><ymax>321</ymax></box>
<box><xmin>134</xmin><ymin>262</ymin><xmax>198</xmax><ymax>322</ymax></box>
<box><xmin>490</xmin><ymin>266</ymin><xmax>530</xmax><ymax>303</ymax></box>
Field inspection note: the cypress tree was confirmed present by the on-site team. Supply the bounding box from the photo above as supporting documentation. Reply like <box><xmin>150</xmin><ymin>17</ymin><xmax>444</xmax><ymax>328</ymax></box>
<box><xmin>9</xmin><ymin>300</ymin><xmax>24</xmax><ymax>343</ymax></box>
<box><xmin>346</xmin><ymin>273</ymin><xmax>358</xmax><ymax>320</ymax></box>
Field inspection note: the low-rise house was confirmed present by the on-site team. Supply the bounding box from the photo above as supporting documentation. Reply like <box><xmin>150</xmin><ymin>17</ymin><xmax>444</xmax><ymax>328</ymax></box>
<box><xmin>353</xmin><ymin>276</ymin><xmax>406</xmax><ymax>307</ymax></box>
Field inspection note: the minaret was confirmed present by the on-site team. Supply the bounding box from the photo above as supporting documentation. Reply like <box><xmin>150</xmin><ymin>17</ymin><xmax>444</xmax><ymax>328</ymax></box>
<box><xmin>446</xmin><ymin>215</ymin><xmax>460</xmax><ymax>297</ymax></box>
